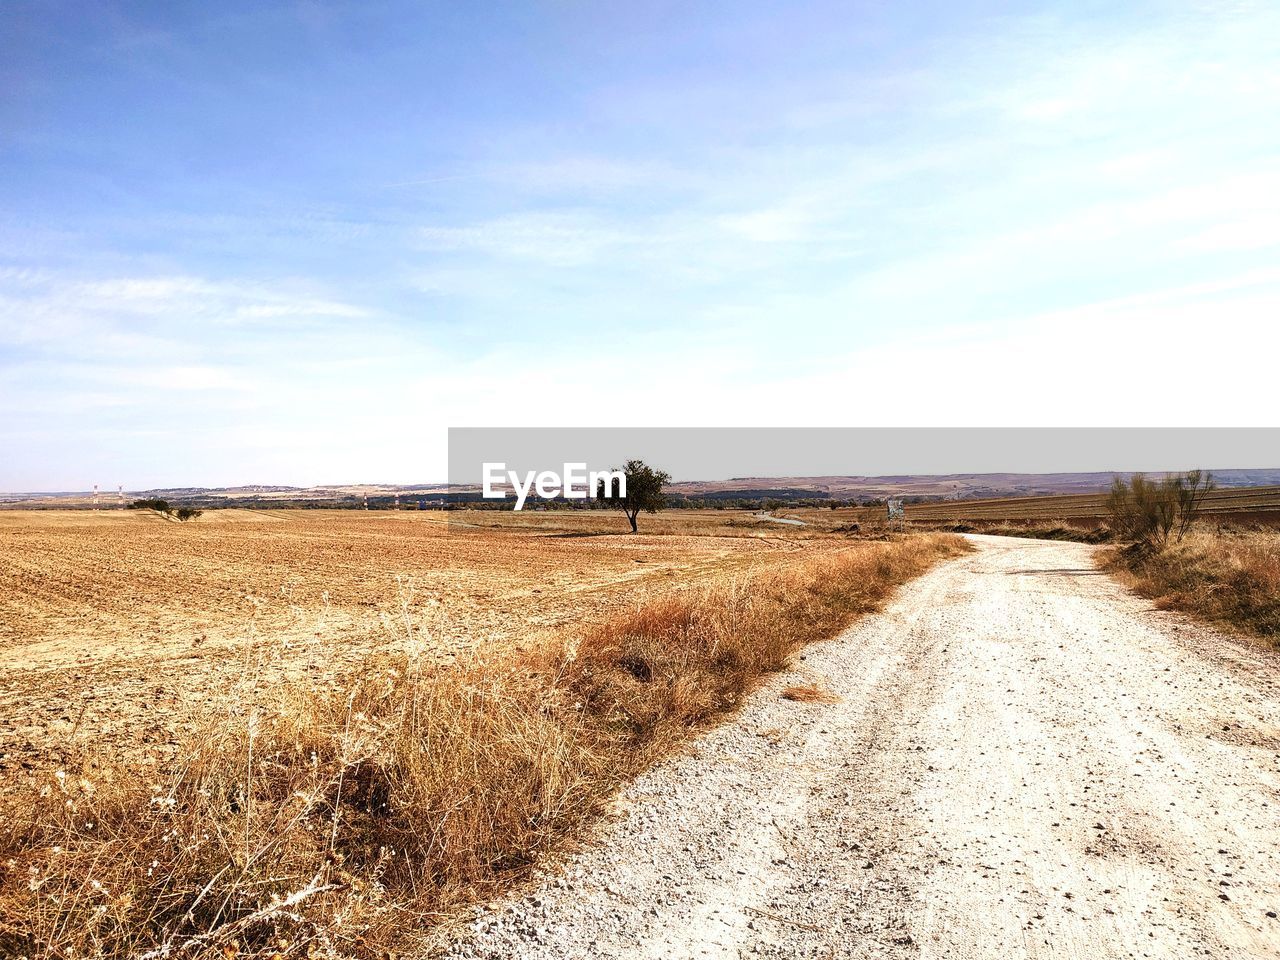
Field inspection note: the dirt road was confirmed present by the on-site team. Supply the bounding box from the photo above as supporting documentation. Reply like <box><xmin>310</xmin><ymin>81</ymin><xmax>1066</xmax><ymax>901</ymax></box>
<box><xmin>444</xmin><ymin>535</ymin><xmax>1280</xmax><ymax>959</ymax></box>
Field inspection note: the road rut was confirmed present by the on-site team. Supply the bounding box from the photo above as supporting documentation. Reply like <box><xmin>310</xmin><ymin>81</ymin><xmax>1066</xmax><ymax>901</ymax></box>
<box><xmin>442</xmin><ymin>535</ymin><xmax>1280</xmax><ymax>959</ymax></box>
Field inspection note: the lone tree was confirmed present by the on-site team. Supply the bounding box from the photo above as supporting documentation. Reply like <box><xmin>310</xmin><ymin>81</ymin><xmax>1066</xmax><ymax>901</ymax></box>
<box><xmin>595</xmin><ymin>458</ymin><xmax>671</xmax><ymax>533</ymax></box>
<box><xmin>1106</xmin><ymin>469</ymin><xmax>1215</xmax><ymax>552</ymax></box>
<box><xmin>129</xmin><ymin>497</ymin><xmax>171</xmax><ymax>513</ymax></box>
<box><xmin>126</xmin><ymin>498</ymin><xmax>203</xmax><ymax>521</ymax></box>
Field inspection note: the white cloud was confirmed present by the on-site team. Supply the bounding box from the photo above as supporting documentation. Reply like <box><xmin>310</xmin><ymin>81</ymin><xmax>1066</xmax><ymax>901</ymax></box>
<box><xmin>420</xmin><ymin>211</ymin><xmax>644</xmax><ymax>266</ymax></box>
<box><xmin>496</xmin><ymin>156</ymin><xmax>689</xmax><ymax>194</ymax></box>
<box><xmin>718</xmin><ymin>202</ymin><xmax>829</xmax><ymax>244</ymax></box>
<box><xmin>0</xmin><ymin>271</ymin><xmax>376</xmax><ymax>359</ymax></box>
<box><xmin>404</xmin><ymin>265</ymin><xmax>1279</xmax><ymax>426</ymax></box>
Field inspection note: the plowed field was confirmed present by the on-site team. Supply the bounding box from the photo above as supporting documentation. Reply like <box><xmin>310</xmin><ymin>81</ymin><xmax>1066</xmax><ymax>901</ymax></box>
<box><xmin>902</xmin><ymin>484</ymin><xmax>1280</xmax><ymax>522</ymax></box>
<box><xmin>0</xmin><ymin>509</ymin><xmax>832</xmax><ymax>776</ymax></box>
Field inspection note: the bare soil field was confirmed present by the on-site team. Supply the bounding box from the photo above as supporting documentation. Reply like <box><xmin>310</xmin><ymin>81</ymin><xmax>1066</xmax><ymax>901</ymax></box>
<box><xmin>898</xmin><ymin>484</ymin><xmax>1280</xmax><ymax>523</ymax></box>
<box><xmin>0</xmin><ymin>508</ymin><xmax>843</xmax><ymax>777</ymax></box>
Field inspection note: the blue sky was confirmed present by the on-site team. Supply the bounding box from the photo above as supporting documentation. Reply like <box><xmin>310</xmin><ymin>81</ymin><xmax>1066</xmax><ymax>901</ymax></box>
<box><xmin>2</xmin><ymin>1</ymin><xmax>1278</xmax><ymax>489</ymax></box>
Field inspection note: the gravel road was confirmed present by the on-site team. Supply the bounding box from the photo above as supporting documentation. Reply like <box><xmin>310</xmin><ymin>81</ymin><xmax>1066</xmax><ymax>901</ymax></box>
<box><xmin>439</xmin><ymin>535</ymin><xmax>1280</xmax><ymax>959</ymax></box>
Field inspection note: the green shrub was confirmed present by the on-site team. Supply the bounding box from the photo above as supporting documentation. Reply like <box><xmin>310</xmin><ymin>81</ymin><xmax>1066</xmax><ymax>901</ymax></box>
<box><xmin>128</xmin><ymin>498</ymin><xmax>171</xmax><ymax>513</ymax></box>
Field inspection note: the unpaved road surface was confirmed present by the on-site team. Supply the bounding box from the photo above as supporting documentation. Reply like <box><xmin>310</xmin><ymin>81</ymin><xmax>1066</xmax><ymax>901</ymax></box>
<box><xmin>442</xmin><ymin>535</ymin><xmax>1280</xmax><ymax>959</ymax></box>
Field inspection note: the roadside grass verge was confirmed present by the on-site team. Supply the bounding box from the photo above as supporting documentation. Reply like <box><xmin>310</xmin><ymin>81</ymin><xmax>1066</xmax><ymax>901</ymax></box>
<box><xmin>1103</xmin><ymin>530</ymin><xmax>1280</xmax><ymax>644</ymax></box>
<box><xmin>0</xmin><ymin>534</ymin><xmax>966</xmax><ymax>959</ymax></box>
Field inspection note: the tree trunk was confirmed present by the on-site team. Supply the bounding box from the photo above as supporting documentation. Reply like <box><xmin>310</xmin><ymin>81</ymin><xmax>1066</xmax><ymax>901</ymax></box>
<box><xmin>628</xmin><ymin>511</ymin><xmax>638</xmax><ymax>533</ymax></box>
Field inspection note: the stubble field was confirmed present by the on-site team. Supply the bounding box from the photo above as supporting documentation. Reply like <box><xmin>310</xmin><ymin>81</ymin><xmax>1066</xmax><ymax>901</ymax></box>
<box><xmin>896</xmin><ymin>484</ymin><xmax>1280</xmax><ymax>523</ymax></box>
<box><xmin>0</xmin><ymin>508</ymin><xmax>846</xmax><ymax>778</ymax></box>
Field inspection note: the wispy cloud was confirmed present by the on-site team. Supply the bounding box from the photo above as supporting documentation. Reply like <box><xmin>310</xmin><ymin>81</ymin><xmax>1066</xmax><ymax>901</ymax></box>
<box><xmin>420</xmin><ymin>211</ymin><xmax>648</xmax><ymax>267</ymax></box>
<box><xmin>0</xmin><ymin>272</ymin><xmax>376</xmax><ymax>358</ymax></box>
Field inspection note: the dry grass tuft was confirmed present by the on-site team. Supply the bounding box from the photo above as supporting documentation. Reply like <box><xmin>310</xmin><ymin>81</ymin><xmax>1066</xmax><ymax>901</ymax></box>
<box><xmin>928</xmin><ymin>519</ymin><xmax>1112</xmax><ymax>543</ymax></box>
<box><xmin>0</xmin><ymin>533</ymin><xmax>966</xmax><ymax>959</ymax></box>
<box><xmin>780</xmin><ymin>684</ymin><xmax>841</xmax><ymax>704</ymax></box>
<box><xmin>1103</xmin><ymin>529</ymin><xmax>1280</xmax><ymax>643</ymax></box>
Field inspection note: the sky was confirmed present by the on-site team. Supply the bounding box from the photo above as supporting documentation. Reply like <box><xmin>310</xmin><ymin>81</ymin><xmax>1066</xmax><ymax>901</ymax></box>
<box><xmin>2</xmin><ymin>1</ymin><xmax>1279</xmax><ymax>490</ymax></box>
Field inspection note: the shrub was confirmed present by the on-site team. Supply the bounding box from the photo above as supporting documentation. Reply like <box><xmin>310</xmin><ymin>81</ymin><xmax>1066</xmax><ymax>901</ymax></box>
<box><xmin>1106</xmin><ymin>470</ymin><xmax>1214</xmax><ymax>552</ymax></box>
<box><xmin>175</xmin><ymin>507</ymin><xmax>203</xmax><ymax>521</ymax></box>
<box><xmin>128</xmin><ymin>498</ymin><xmax>171</xmax><ymax>513</ymax></box>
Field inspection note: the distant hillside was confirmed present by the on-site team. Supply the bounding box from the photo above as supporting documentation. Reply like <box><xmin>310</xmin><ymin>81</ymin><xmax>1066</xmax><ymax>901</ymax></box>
<box><xmin>668</xmin><ymin>469</ymin><xmax>1280</xmax><ymax>502</ymax></box>
<box><xmin>5</xmin><ymin>469</ymin><xmax>1280</xmax><ymax>509</ymax></box>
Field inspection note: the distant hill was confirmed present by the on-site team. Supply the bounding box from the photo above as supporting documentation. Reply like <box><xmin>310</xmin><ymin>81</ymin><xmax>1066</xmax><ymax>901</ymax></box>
<box><xmin>6</xmin><ymin>469</ymin><xmax>1280</xmax><ymax>509</ymax></box>
<box><xmin>668</xmin><ymin>469</ymin><xmax>1280</xmax><ymax>501</ymax></box>
<box><xmin>0</xmin><ymin>483</ymin><xmax>450</xmax><ymax>508</ymax></box>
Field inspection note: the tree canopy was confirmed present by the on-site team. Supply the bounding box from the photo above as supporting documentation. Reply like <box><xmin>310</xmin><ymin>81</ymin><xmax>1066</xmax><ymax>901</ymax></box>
<box><xmin>594</xmin><ymin>459</ymin><xmax>671</xmax><ymax>533</ymax></box>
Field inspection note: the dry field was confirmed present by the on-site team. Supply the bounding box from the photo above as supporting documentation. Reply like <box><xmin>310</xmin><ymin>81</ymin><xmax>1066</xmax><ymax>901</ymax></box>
<box><xmin>0</xmin><ymin>508</ymin><xmax>853</xmax><ymax>777</ymax></box>
<box><xmin>0</xmin><ymin>507</ymin><xmax>962</xmax><ymax>958</ymax></box>
<box><xmin>898</xmin><ymin>484</ymin><xmax>1280</xmax><ymax>523</ymax></box>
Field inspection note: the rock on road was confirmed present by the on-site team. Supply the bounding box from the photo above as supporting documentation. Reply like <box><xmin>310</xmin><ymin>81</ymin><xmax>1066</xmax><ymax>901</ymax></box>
<box><xmin>442</xmin><ymin>535</ymin><xmax>1280</xmax><ymax>959</ymax></box>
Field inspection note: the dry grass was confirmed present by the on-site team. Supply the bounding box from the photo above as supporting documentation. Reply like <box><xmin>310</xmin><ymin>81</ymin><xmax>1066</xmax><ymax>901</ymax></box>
<box><xmin>779</xmin><ymin>684</ymin><xmax>840</xmax><ymax>704</ymax></box>
<box><xmin>925</xmin><ymin>519</ymin><xmax>1112</xmax><ymax>543</ymax></box>
<box><xmin>1103</xmin><ymin>529</ymin><xmax>1280</xmax><ymax>644</ymax></box>
<box><xmin>0</xmin><ymin>533</ymin><xmax>966</xmax><ymax>959</ymax></box>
